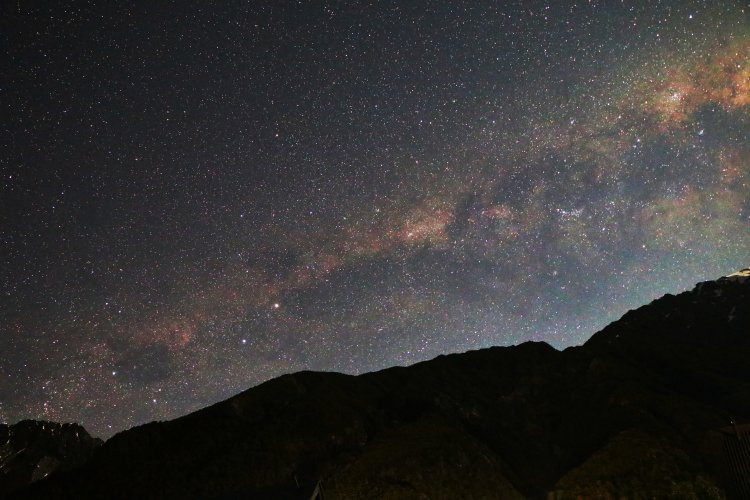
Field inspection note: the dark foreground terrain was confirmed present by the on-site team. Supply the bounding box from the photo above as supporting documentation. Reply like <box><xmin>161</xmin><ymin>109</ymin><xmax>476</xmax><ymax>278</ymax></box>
<box><xmin>0</xmin><ymin>421</ymin><xmax>101</xmax><ymax>496</ymax></box>
<box><xmin>5</xmin><ymin>270</ymin><xmax>750</xmax><ymax>499</ymax></box>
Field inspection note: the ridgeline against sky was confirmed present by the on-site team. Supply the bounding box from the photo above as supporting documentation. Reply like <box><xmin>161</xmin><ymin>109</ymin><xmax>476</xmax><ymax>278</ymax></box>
<box><xmin>1</xmin><ymin>1</ymin><xmax>749</xmax><ymax>436</ymax></box>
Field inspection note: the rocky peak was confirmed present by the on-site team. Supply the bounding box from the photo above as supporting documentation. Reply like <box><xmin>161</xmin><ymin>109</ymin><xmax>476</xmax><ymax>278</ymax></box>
<box><xmin>722</xmin><ymin>268</ymin><xmax>750</xmax><ymax>282</ymax></box>
<box><xmin>0</xmin><ymin>420</ymin><xmax>102</xmax><ymax>495</ymax></box>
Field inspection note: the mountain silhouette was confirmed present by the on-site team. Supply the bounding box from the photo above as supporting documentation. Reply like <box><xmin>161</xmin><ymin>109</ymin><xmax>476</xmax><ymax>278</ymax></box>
<box><xmin>0</xmin><ymin>421</ymin><xmax>101</xmax><ymax>497</ymax></box>
<box><xmin>6</xmin><ymin>270</ymin><xmax>750</xmax><ymax>499</ymax></box>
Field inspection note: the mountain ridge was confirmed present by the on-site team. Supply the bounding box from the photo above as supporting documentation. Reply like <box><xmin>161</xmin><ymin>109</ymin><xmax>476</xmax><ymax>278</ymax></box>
<box><xmin>6</xmin><ymin>270</ymin><xmax>750</xmax><ymax>499</ymax></box>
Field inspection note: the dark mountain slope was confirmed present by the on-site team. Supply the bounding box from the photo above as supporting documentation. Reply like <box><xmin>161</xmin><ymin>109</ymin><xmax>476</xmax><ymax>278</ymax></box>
<box><xmin>0</xmin><ymin>421</ymin><xmax>101</xmax><ymax>497</ymax></box>
<box><xmin>10</xmin><ymin>270</ymin><xmax>750</xmax><ymax>499</ymax></box>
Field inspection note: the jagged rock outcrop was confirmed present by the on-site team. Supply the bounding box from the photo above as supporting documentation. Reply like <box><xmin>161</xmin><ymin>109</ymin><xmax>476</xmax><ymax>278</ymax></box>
<box><xmin>10</xmin><ymin>270</ymin><xmax>750</xmax><ymax>499</ymax></box>
<box><xmin>0</xmin><ymin>420</ymin><xmax>101</xmax><ymax>497</ymax></box>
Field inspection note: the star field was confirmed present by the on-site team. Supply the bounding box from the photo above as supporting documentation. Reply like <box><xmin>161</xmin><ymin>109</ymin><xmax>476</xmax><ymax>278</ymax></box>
<box><xmin>1</xmin><ymin>1</ymin><xmax>748</xmax><ymax>437</ymax></box>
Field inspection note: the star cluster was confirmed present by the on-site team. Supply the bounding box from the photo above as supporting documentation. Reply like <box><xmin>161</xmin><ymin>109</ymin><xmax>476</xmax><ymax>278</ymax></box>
<box><xmin>1</xmin><ymin>1</ymin><xmax>748</xmax><ymax>437</ymax></box>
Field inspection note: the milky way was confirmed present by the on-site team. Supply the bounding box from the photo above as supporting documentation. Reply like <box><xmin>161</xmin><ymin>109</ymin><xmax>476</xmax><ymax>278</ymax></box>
<box><xmin>2</xmin><ymin>1</ymin><xmax>748</xmax><ymax>437</ymax></box>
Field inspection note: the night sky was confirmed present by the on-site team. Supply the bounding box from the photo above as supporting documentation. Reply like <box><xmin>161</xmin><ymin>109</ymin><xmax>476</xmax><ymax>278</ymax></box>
<box><xmin>2</xmin><ymin>1</ymin><xmax>748</xmax><ymax>437</ymax></box>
